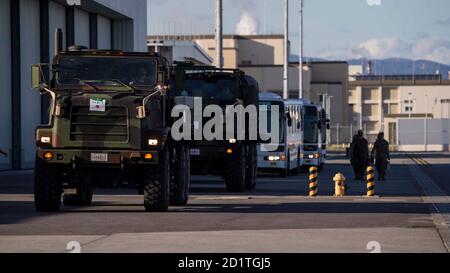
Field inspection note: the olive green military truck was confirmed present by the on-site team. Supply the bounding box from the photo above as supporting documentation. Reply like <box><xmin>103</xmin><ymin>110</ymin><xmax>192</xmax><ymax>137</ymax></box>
<box><xmin>172</xmin><ymin>63</ymin><xmax>259</xmax><ymax>192</ymax></box>
<box><xmin>31</xmin><ymin>47</ymin><xmax>190</xmax><ymax>212</ymax></box>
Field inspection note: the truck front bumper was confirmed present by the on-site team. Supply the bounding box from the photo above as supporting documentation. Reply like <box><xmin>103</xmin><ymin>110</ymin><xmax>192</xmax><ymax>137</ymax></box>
<box><xmin>36</xmin><ymin>149</ymin><xmax>160</xmax><ymax>166</ymax></box>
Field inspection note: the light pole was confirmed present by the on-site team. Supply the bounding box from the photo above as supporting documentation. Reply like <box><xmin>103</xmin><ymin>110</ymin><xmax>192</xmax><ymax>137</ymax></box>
<box><xmin>298</xmin><ymin>0</ymin><xmax>304</xmax><ymax>99</ymax></box>
<box><xmin>424</xmin><ymin>94</ymin><xmax>428</xmax><ymax>152</ymax></box>
<box><xmin>215</xmin><ymin>0</ymin><xmax>223</xmax><ymax>68</ymax></box>
<box><xmin>283</xmin><ymin>0</ymin><xmax>289</xmax><ymax>99</ymax></box>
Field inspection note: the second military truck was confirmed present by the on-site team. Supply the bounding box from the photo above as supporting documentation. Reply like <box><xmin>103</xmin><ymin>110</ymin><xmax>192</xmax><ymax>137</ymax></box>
<box><xmin>173</xmin><ymin>63</ymin><xmax>260</xmax><ymax>192</ymax></box>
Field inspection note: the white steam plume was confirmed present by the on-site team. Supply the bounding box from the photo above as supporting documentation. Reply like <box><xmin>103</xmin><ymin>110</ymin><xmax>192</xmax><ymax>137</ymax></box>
<box><xmin>235</xmin><ymin>11</ymin><xmax>259</xmax><ymax>35</ymax></box>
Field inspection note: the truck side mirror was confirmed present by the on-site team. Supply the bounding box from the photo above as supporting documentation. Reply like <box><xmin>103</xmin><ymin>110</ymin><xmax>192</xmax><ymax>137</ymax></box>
<box><xmin>31</xmin><ymin>65</ymin><xmax>42</xmax><ymax>89</ymax></box>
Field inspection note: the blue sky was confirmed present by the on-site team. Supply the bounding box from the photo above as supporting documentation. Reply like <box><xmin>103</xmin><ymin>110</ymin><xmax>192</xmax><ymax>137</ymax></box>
<box><xmin>147</xmin><ymin>0</ymin><xmax>450</xmax><ymax>64</ymax></box>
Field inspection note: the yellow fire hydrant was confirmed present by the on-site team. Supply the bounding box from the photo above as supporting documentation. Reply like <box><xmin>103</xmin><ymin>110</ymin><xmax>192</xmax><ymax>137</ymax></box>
<box><xmin>333</xmin><ymin>172</ymin><xmax>346</xmax><ymax>197</ymax></box>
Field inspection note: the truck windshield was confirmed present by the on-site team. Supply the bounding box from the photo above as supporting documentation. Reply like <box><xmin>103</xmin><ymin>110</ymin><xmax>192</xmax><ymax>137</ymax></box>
<box><xmin>260</xmin><ymin>101</ymin><xmax>285</xmax><ymax>143</ymax></box>
<box><xmin>176</xmin><ymin>76</ymin><xmax>237</xmax><ymax>102</ymax></box>
<box><xmin>57</xmin><ymin>56</ymin><xmax>157</xmax><ymax>90</ymax></box>
<box><xmin>303</xmin><ymin>106</ymin><xmax>318</xmax><ymax>144</ymax></box>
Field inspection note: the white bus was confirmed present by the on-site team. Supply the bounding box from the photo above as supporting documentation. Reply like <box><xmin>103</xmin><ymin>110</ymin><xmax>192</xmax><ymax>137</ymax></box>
<box><xmin>257</xmin><ymin>93</ymin><xmax>302</xmax><ymax>177</ymax></box>
<box><xmin>299</xmin><ymin>100</ymin><xmax>329</xmax><ymax>171</ymax></box>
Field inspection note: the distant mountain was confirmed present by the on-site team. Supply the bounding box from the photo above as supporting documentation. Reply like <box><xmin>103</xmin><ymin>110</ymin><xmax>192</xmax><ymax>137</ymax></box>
<box><xmin>290</xmin><ymin>56</ymin><xmax>450</xmax><ymax>79</ymax></box>
<box><xmin>347</xmin><ymin>58</ymin><xmax>450</xmax><ymax>79</ymax></box>
<box><xmin>290</xmin><ymin>55</ymin><xmax>327</xmax><ymax>63</ymax></box>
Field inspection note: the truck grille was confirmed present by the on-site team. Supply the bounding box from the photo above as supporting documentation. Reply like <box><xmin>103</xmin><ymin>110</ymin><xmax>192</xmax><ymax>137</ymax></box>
<box><xmin>70</xmin><ymin>106</ymin><xmax>129</xmax><ymax>142</ymax></box>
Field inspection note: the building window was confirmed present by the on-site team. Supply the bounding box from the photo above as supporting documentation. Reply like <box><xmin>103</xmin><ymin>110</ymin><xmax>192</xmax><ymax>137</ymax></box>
<box><xmin>405</xmin><ymin>106</ymin><xmax>413</xmax><ymax>112</ymax></box>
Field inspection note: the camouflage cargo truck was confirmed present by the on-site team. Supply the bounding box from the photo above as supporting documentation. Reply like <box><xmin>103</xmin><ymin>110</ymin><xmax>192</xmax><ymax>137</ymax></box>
<box><xmin>172</xmin><ymin>63</ymin><xmax>259</xmax><ymax>192</ymax></box>
<box><xmin>31</xmin><ymin>47</ymin><xmax>190</xmax><ymax>212</ymax></box>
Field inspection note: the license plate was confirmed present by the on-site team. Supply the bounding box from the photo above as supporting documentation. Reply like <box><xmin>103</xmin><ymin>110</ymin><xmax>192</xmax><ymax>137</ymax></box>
<box><xmin>304</xmin><ymin>160</ymin><xmax>311</xmax><ymax>164</ymax></box>
<box><xmin>91</xmin><ymin>153</ymin><xmax>108</xmax><ymax>162</ymax></box>
<box><xmin>190</xmin><ymin>149</ymin><xmax>200</xmax><ymax>156</ymax></box>
<box><xmin>64</xmin><ymin>188</ymin><xmax>77</xmax><ymax>195</ymax></box>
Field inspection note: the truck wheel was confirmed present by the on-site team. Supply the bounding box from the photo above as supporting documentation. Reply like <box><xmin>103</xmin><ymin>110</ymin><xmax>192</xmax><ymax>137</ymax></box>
<box><xmin>34</xmin><ymin>161</ymin><xmax>62</xmax><ymax>212</ymax></box>
<box><xmin>144</xmin><ymin>147</ymin><xmax>170</xmax><ymax>212</ymax></box>
<box><xmin>63</xmin><ymin>185</ymin><xmax>93</xmax><ymax>207</ymax></box>
<box><xmin>225</xmin><ymin>145</ymin><xmax>246</xmax><ymax>192</ymax></box>
<box><xmin>245</xmin><ymin>144</ymin><xmax>257</xmax><ymax>190</ymax></box>
<box><xmin>170</xmin><ymin>143</ymin><xmax>191</xmax><ymax>206</ymax></box>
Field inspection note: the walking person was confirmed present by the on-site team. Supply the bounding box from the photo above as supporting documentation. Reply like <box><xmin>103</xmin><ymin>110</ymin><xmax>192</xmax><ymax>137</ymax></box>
<box><xmin>351</xmin><ymin>130</ymin><xmax>369</xmax><ymax>180</ymax></box>
<box><xmin>371</xmin><ymin>132</ymin><xmax>390</xmax><ymax>181</ymax></box>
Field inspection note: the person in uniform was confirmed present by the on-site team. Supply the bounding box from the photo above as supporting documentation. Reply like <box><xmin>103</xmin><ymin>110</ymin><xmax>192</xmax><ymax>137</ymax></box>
<box><xmin>371</xmin><ymin>132</ymin><xmax>390</xmax><ymax>181</ymax></box>
<box><xmin>351</xmin><ymin>130</ymin><xmax>369</xmax><ymax>180</ymax></box>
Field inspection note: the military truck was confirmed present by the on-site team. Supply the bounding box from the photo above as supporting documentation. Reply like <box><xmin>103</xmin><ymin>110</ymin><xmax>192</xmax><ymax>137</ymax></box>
<box><xmin>31</xmin><ymin>47</ymin><xmax>190</xmax><ymax>212</ymax></box>
<box><xmin>172</xmin><ymin>63</ymin><xmax>259</xmax><ymax>192</ymax></box>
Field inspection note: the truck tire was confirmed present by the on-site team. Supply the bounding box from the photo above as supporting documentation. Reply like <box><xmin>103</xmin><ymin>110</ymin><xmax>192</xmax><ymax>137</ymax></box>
<box><xmin>144</xmin><ymin>147</ymin><xmax>170</xmax><ymax>212</ymax></box>
<box><xmin>224</xmin><ymin>145</ymin><xmax>246</xmax><ymax>192</ymax></box>
<box><xmin>34</xmin><ymin>161</ymin><xmax>62</xmax><ymax>212</ymax></box>
<box><xmin>170</xmin><ymin>143</ymin><xmax>191</xmax><ymax>206</ymax></box>
<box><xmin>245</xmin><ymin>144</ymin><xmax>257</xmax><ymax>190</ymax></box>
<box><xmin>63</xmin><ymin>184</ymin><xmax>93</xmax><ymax>207</ymax></box>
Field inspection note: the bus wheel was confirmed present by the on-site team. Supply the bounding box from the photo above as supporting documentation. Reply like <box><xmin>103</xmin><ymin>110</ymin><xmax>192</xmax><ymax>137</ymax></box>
<box><xmin>291</xmin><ymin>157</ymin><xmax>300</xmax><ymax>176</ymax></box>
<box><xmin>279</xmin><ymin>154</ymin><xmax>290</xmax><ymax>177</ymax></box>
<box><xmin>318</xmin><ymin>164</ymin><xmax>324</xmax><ymax>172</ymax></box>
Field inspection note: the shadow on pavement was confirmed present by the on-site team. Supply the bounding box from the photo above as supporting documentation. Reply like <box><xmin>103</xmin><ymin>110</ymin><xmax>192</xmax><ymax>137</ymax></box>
<box><xmin>0</xmin><ymin>199</ymin><xmax>442</xmax><ymax>226</ymax></box>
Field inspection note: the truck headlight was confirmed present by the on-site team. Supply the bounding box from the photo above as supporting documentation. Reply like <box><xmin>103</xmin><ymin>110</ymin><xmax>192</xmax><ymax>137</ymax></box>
<box><xmin>308</xmin><ymin>154</ymin><xmax>314</xmax><ymax>159</ymax></box>
<box><xmin>229</xmin><ymin>138</ymin><xmax>237</xmax><ymax>144</ymax></box>
<box><xmin>148</xmin><ymin>139</ymin><xmax>158</xmax><ymax>146</ymax></box>
<box><xmin>41</xmin><ymin>137</ymin><xmax>51</xmax><ymax>144</ymax></box>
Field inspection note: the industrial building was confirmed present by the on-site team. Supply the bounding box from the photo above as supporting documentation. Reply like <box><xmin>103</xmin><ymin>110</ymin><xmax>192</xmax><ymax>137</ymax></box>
<box><xmin>0</xmin><ymin>0</ymin><xmax>147</xmax><ymax>170</ymax></box>
<box><xmin>148</xmin><ymin>34</ymin><xmax>350</xmax><ymax>130</ymax></box>
<box><xmin>348</xmin><ymin>73</ymin><xmax>450</xmax><ymax>150</ymax></box>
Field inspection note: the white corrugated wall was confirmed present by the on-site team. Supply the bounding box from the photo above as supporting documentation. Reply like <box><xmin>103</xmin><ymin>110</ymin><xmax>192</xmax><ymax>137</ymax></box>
<box><xmin>20</xmin><ymin>0</ymin><xmax>42</xmax><ymax>169</ymax></box>
<box><xmin>97</xmin><ymin>15</ymin><xmax>111</xmax><ymax>49</ymax></box>
<box><xmin>74</xmin><ymin>7</ymin><xmax>90</xmax><ymax>48</ymax></box>
<box><xmin>49</xmin><ymin>0</ymin><xmax>66</xmax><ymax>59</ymax></box>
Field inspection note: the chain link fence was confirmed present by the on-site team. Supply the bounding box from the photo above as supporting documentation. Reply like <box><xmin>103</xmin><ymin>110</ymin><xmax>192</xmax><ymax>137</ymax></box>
<box><xmin>329</xmin><ymin>125</ymin><xmax>357</xmax><ymax>146</ymax></box>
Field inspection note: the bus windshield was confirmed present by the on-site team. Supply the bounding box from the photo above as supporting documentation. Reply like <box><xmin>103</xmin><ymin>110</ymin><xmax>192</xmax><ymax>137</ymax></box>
<box><xmin>57</xmin><ymin>56</ymin><xmax>157</xmax><ymax>90</ymax></box>
<box><xmin>303</xmin><ymin>106</ymin><xmax>318</xmax><ymax>144</ymax></box>
<box><xmin>260</xmin><ymin>101</ymin><xmax>285</xmax><ymax>143</ymax></box>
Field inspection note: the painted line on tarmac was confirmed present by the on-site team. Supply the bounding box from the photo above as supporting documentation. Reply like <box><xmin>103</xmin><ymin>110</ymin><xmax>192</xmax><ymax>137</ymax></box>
<box><xmin>406</xmin><ymin>158</ymin><xmax>450</xmax><ymax>253</ymax></box>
